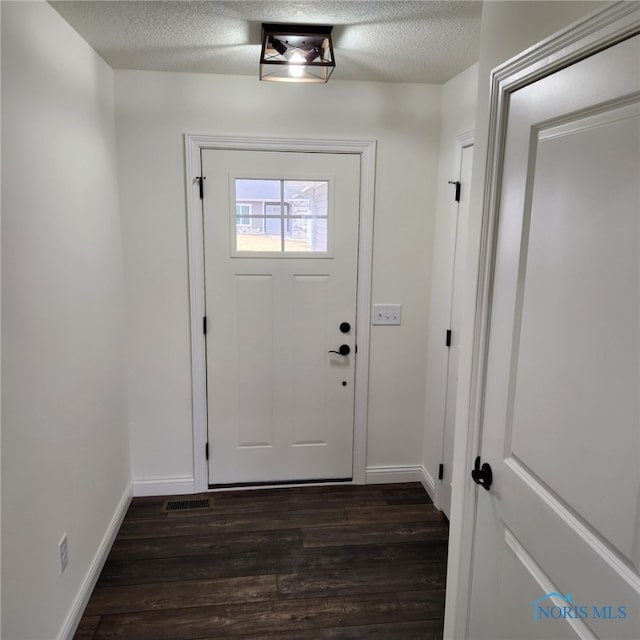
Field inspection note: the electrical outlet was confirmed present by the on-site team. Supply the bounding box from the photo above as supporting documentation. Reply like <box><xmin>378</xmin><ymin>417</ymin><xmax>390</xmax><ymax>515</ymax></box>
<box><xmin>372</xmin><ymin>304</ymin><xmax>402</xmax><ymax>325</ymax></box>
<box><xmin>59</xmin><ymin>534</ymin><xmax>68</xmax><ymax>574</ymax></box>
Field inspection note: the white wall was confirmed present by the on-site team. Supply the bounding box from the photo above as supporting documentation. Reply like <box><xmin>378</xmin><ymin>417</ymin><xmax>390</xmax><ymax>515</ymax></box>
<box><xmin>444</xmin><ymin>2</ymin><xmax>609</xmax><ymax>637</ymax></box>
<box><xmin>114</xmin><ymin>71</ymin><xmax>442</xmax><ymax>488</ymax></box>
<box><xmin>1</xmin><ymin>3</ymin><xmax>130</xmax><ymax>638</ymax></box>
<box><xmin>422</xmin><ymin>62</ymin><xmax>479</xmax><ymax>487</ymax></box>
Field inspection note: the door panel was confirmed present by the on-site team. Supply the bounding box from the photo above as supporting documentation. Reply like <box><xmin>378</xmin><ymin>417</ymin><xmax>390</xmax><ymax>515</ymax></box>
<box><xmin>235</xmin><ymin>274</ymin><xmax>274</xmax><ymax>448</ymax></box>
<box><xmin>495</xmin><ymin>530</ymin><xmax>585</xmax><ymax>640</ymax></box>
<box><xmin>202</xmin><ymin>150</ymin><xmax>360</xmax><ymax>485</ymax></box>
<box><xmin>291</xmin><ymin>274</ymin><xmax>331</xmax><ymax>445</ymax></box>
<box><xmin>469</xmin><ymin>35</ymin><xmax>640</xmax><ymax>639</ymax></box>
<box><xmin>509</xmin><ymin>106</ymin><xmax>639</xmax><ymax>564</ymax></box>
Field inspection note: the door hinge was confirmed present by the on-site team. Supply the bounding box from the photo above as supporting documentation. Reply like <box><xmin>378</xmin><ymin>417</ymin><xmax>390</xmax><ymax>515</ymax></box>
<box><xmin>205</xmin><ymin>442</ymin><xmax>209</xmax><ymax>461</ymax></box>
<box><xmin>445</xmin><ymin>329</ymin><xmax>452</xmax><ymax>348</ymax></box>
<box><xmin>203</xmin><ymin>316</ymin><xmax>207</xmax><ymax>335</ymax></box>
<box><xmin>448</xmin><ymin>180</ymin><xmax>461</xmax><ymax>202</ymax></box>
<box><xmin>438</xmin><ymin>463</ymin><xmax>444</xmax><ymax>480</ymax></box>
<box><xmin>196</xmin><ymin>176</ymin><xmax>206</xmax><ymax>199</ymax></box>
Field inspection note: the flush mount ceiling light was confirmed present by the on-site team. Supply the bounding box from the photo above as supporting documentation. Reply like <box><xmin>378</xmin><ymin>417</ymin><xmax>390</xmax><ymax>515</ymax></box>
<box><xmin>260</xmin><ymin>23</ymin><xmax>335</xmax><ymax>83</ymax></box>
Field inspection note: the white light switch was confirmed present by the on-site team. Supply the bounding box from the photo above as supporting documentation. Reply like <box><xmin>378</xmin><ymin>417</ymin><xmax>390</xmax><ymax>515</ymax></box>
<box><xmin>372</xmin><ymin>304</ymin><xmax>402</xmax><ymax>325</ymax></box>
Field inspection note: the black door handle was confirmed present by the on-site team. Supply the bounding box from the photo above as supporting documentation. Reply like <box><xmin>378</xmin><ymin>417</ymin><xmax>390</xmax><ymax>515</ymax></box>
<box><xmin>471</xmin><ymin>456</ymin><xmax>493</xmax><ymax>491</ymax></box>
<box><xmin>329</xmin><ymin>344</ymin><xmax>350</xmax><ymax>356</ymax></box>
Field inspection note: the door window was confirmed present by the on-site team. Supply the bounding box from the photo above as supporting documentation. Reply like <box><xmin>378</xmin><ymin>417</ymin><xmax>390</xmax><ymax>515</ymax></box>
<box><xmin>233</xmin><ymin>179</ymin><xmax>330</xmax><ymax>255</ymax></box>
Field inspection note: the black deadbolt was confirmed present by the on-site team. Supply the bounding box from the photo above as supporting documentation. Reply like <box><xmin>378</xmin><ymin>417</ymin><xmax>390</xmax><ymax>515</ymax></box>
<box><xmin>339</xmin><ymin>322</ymin><xmax>351</xmax><ymax>334</ymax></box>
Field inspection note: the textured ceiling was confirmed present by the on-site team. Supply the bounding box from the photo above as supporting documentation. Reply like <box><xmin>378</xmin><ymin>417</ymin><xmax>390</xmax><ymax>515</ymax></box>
<box><xmin>50</xmin><ymin>1</ymin><xmax>482</xmax><ymax>84</ymax></box>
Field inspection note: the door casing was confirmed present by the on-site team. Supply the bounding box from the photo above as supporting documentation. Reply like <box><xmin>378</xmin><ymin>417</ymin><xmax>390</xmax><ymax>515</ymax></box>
<box><xmin>185</xmin><ymin>135</ymin><xmax>377</xmax><ymax>493</ymax></box>
<box><xmin>443</xmin><ymin>4</ymin><xmax>640</xmax><ymax>638</ymax></box>
<box><xmin>434</xmin><ymin>130</ymin><xmax>474</xmax><ymax>516</ymax></box>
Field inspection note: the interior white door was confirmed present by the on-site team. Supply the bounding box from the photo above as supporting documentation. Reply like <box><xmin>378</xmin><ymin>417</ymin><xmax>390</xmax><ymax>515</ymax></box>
<box><xmin>441</xmin><ymin>143</ymin><xmax>473</xmax><ymax>519</ymax></box>
<box><xmin>202</xmin><ymin>149</ymin><xmax>360</xmax><ymax>485</ymax></box>
<box><xmin>469</xmin><ymin>35</ymin><xmax>640</xmax><ymax>639</ymax></box>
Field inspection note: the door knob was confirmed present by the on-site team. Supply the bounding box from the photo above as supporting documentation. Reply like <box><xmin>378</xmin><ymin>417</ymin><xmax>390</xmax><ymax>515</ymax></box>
<box><xmin>328</xmin><ymin>344</ymin><xmax>350</xmax><ymax>356</ymax></box>
<box><xmin>339</xmin><ymin>322</ymin><xmax>351</xmax><ymax>334</ymax></box>
<box><xmin>471</xmin><ymin>456</ymin><xmax>493</xmax><ymax>491</ymax></box>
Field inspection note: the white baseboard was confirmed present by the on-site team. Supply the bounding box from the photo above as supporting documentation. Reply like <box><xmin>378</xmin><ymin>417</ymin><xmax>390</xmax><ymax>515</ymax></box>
<box><xmin>420</xmin><ymin>465</ymin><xmax>437</xmax><ymax>504</ymax></box>
<box><xmin>365</xmin><ymin>465</ymin><xmax>425</xmax><ymax>485</ymax></box>
<box><xmin>59</xmin><ymin>485</ymin><xmax>131</xmax><ymax>640</ymax></box>
<box><xmin>132</xmin><ymin>476</ymin><xmax>195</xmax><ymax>497</ymax></box>
<box><xmin>364</xmin><ymin>464</ymin><xmax>438</xmax><ymax>506</ymax></box>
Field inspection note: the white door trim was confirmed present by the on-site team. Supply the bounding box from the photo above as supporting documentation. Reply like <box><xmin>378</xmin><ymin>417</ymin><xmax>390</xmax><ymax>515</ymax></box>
<box><xmin>433</xmin><ymin>129</ymin><xmax>474</xmax><ymax>513</ymax></box>
<box><xmin>184</xmin><ymin>135</ymin><xmax>376</xmax><ymax>493</ymax></box>
<box><xmin>444</xmin><ymin>3</ymin><xmax>640</xmax><ymax>639</ymax></box>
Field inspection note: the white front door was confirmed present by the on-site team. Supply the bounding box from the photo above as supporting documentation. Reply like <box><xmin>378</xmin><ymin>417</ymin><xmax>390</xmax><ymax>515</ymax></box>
<box><xmin>202</xmin><ymin>149</ymin><xmax>360</xmax><ymax>485</ymax></box>
<box><xmin>469</xmin><ymin>35</ymin><xmax>640</xmax><ymax>638</ymax></box>
<box><xmin>441</xmin><ymin>143</ymin><xmax>473</xmax><ymax>519</ymax></box>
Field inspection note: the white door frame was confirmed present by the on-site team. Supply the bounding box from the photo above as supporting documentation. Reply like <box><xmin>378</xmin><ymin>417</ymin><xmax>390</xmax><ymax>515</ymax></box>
<box><xmin>443</xmin><ymin>3</ymin><xmax>640</xmax><ymax>638</ymax></box>
<box><xmin>433</xmin><ymin>129</ymin><xmax>474</xmax><ymax>513</ymax></box>
<box><xmin>184</xmin><ymin>135</ymin><xmax>377</xmax><ymax>493</ymax></box>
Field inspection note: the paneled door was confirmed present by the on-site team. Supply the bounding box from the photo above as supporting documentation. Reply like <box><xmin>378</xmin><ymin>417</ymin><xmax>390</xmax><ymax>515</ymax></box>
<box><xmin>468</xmin><ymin>35</ymin><xmax>640</xmax><ymax>638</ymax></box>
<box><xmin>202</xmin><ymin>150</ymin><xmax>360</xmax><ymax>485</ymax></box>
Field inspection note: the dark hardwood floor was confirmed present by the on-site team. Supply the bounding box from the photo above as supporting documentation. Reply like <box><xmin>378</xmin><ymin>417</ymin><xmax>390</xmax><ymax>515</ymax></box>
<box><xmin>75</xmin><ymin>482</ymin><xmax>448</xmax><ymax>639</ymax></box>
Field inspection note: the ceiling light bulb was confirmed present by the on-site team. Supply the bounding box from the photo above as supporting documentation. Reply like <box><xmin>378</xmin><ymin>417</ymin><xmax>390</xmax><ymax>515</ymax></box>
<box><xmin>289</xmin><ymin>51</ymin><xmax>305</xmax><ymax>77</ymax></box>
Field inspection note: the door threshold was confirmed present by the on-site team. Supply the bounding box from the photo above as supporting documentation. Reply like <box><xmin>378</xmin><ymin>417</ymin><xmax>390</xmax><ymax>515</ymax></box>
<box><xmin>208</xmin><ymin>477</ymin><xmax>353</xmax><ymax>491</ymax></box>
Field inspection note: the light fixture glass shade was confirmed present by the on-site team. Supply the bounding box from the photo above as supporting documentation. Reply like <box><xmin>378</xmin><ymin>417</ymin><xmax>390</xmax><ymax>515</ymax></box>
<box><xmin>260</xmin><ymin>23</ymin><xmax>335</xmax><ymax>83</ymax></box>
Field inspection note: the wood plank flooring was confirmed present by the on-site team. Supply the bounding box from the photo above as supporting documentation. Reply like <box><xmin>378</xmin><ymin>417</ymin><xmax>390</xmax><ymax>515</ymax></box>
<box><xmin>75</xmin><ymin>482</ymin><xmax>448</xmax><ymax>639</ymax></box>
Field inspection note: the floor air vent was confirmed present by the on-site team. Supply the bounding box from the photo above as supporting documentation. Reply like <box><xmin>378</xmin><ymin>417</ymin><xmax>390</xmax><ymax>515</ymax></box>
<box><xmin>162</xmin><ymin>498</ymin><xmax>212</xmax><ymax>513</ymax></box>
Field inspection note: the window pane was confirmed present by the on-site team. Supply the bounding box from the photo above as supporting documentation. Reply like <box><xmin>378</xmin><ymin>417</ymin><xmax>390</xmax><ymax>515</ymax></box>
<box><xmin>235</xmin><ymin>179</ymin><xmax>281</xmax><ymax>253</ymax></box>
<box><xmin>236</xmin><ymin>179</ymin><xmax>281</xmax><ymax>202</ymax></box>
<box><xmin>284</xmin><ymin>181</ymin><xmax>328</xmax><ymax>217</ymax></box>
<box><xmin>236</xmin><ymin>217</ymin><xmax>282</xmax><ymax>252</ymax></box>
<box><xmin>284</xmin><ymin>217</ymin><xmax>328</xmax><ymax>252</ymax></box>
<box><xmin>283</xmin><ymin>181</ymin><xmax>329</xmax><ymax>252</ymax></box>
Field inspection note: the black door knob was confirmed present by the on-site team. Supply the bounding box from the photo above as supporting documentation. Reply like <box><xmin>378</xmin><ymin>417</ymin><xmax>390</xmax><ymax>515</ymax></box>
<box><xmin>471</xmin><ymin>456</ymin><xmax>493</xmax><ymax>491</ymax></box>
<box><xmin>339</xmin><ymin>322</ymin><xmax>351</xmax><ymax>334</ymax></box>
<box><xmin>328</xmin><ymin>344</ymin><xmax>350</xmax><ymax>356</ymax></box>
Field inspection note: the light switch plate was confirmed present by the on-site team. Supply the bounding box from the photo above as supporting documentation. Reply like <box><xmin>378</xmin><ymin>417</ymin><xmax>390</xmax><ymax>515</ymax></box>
<box><xmin>372</xmin><ymin>304</ymin><xmax>402</xmax><ymax>325</ymax></box>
